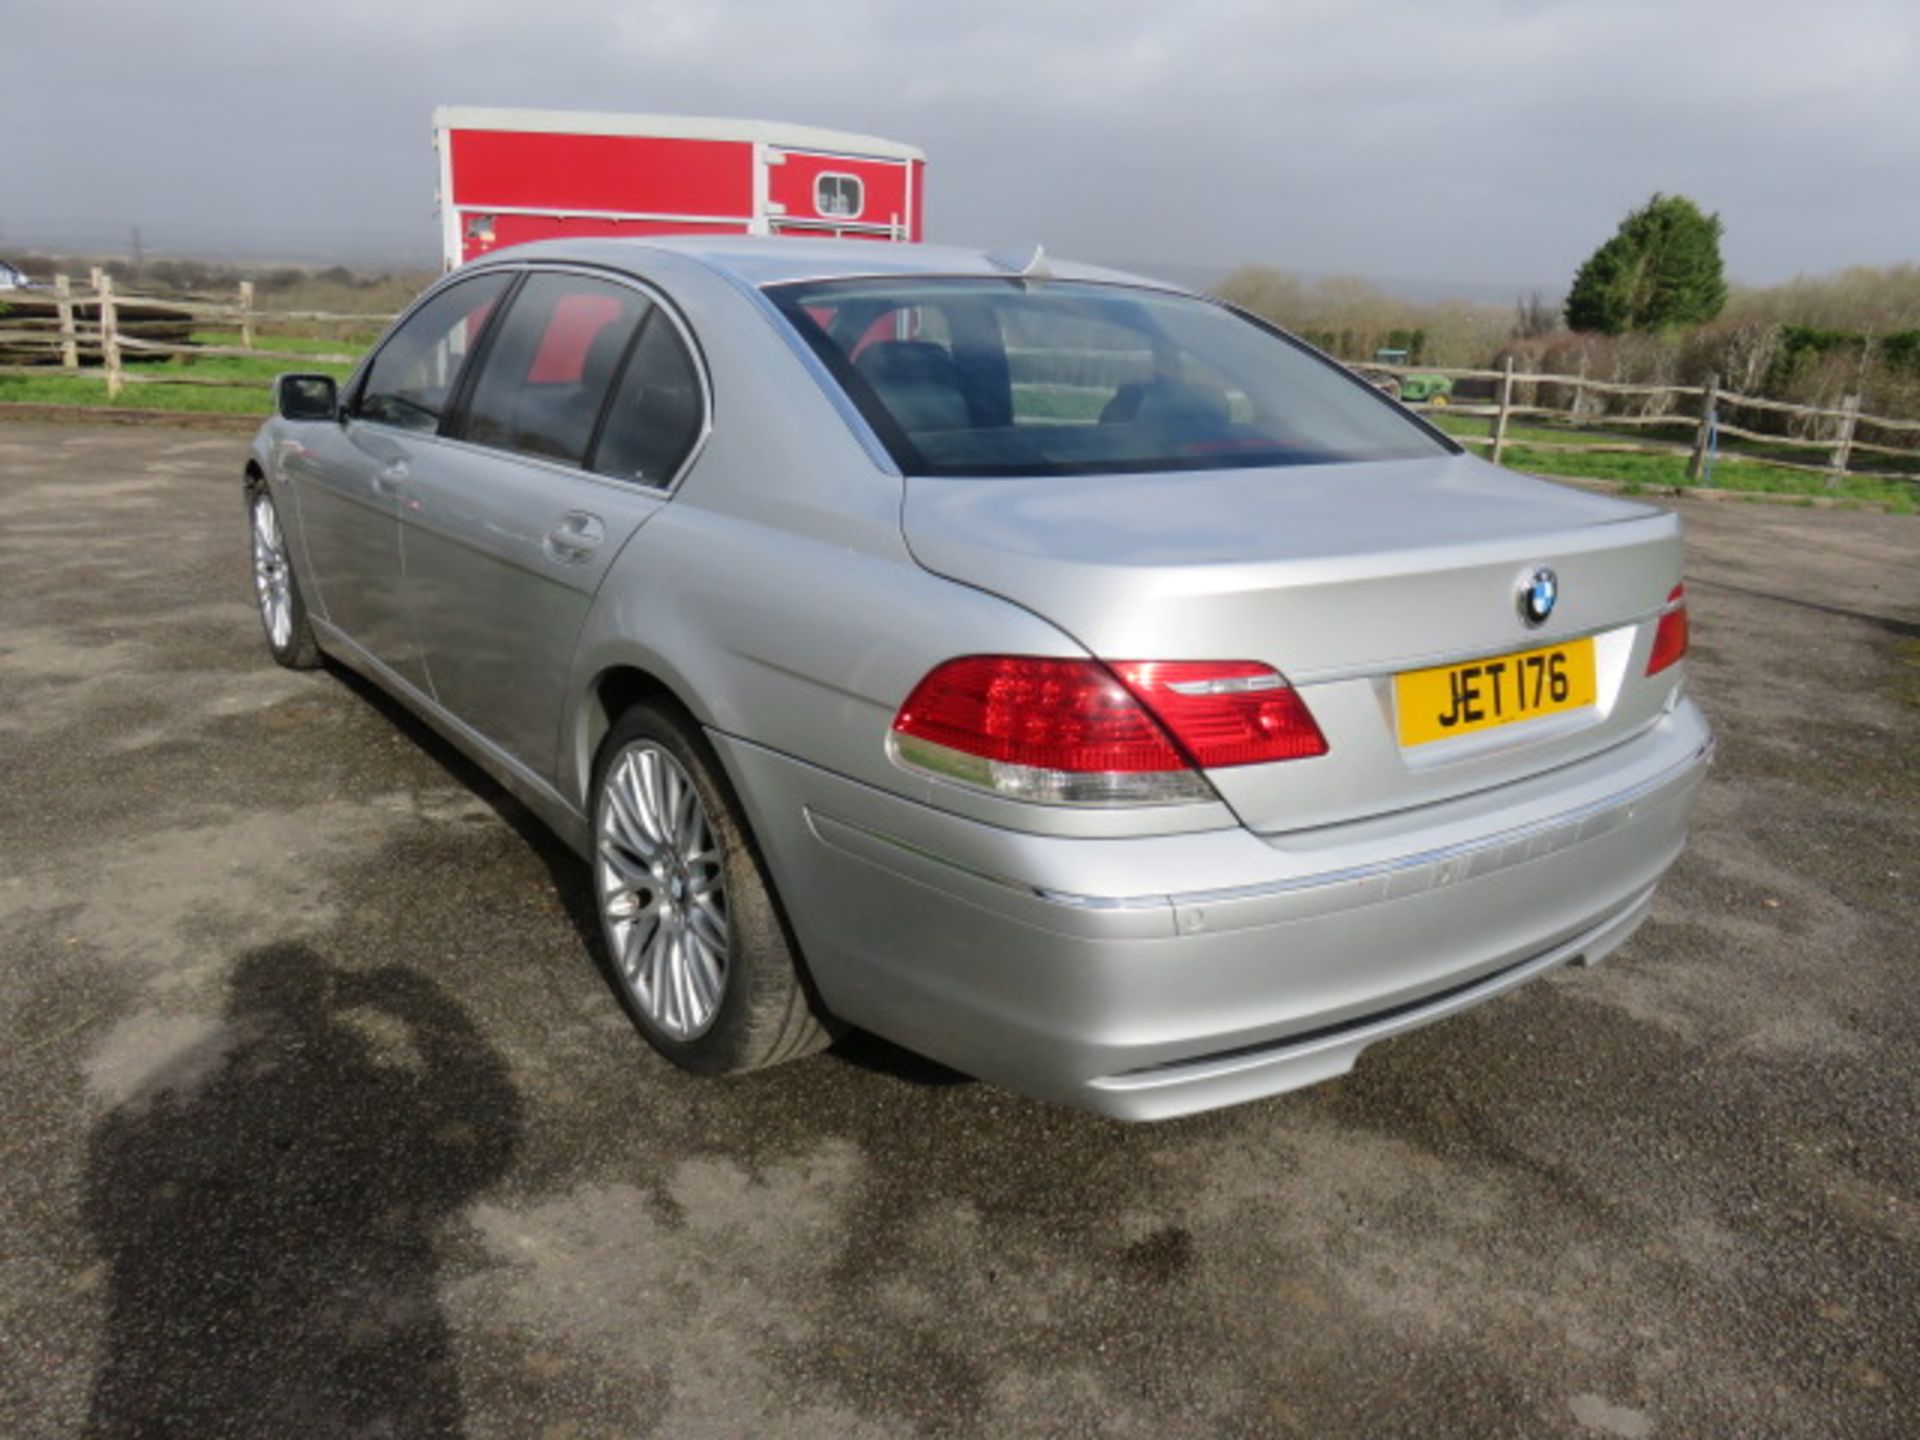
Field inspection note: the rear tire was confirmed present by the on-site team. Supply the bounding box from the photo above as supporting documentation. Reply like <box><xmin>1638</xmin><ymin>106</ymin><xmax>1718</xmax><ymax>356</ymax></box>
<box><xmin>590</xmin><ymin>701</ymin><xmax>836</xmax><ymax>1075</ymax></box>
<box><xmin>245</xmin><ymin>479</ymin><xmax>321</xmax><ymax>669</ymax></box>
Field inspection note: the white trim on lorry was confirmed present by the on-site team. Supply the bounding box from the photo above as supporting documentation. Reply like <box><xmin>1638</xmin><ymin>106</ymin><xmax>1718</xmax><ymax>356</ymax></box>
<box><xmin>432</xmin><ymin>106</ymin><xmax>925</xmax><ymax>163</ymax></box>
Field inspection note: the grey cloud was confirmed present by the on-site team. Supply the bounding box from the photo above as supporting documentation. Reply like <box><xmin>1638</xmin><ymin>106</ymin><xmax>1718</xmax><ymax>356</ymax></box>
<box><xmin>4</xmin><ymin>0</ymin><xmax>1915</xmax><ymax>289</ymax></box>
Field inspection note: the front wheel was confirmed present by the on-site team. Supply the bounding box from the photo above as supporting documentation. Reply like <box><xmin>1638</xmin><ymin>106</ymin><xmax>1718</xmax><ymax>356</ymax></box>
<box><xmin>591</xmin><ymin>702</ymin><xmax>835</xmax><ymax>1074</ymax></box>
<box><xmin>246</xmin><ymin>480</ymin><xmax>320</xmax><ymax>668</ymax></box>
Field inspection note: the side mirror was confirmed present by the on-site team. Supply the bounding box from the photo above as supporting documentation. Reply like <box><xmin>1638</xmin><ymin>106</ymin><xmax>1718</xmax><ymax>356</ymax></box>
<box><xmin>275</xmin><ymin>373</ymin><xmax>340</xmax><ymax>422</ymax></box>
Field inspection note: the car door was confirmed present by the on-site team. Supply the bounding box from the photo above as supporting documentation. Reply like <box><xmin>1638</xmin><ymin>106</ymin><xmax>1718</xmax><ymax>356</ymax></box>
<box><xmin>399</xmin><ymin>268</ymin><xmax>708</xmax><ymax>783</ymax></box>
<box><xmin>290</xmin><ymin>272</ymin><xmax>512</xmax><ymax>690</ymax></box>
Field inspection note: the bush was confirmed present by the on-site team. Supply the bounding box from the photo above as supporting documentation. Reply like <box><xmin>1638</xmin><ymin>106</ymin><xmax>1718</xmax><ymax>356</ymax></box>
<box><xmin>1213</xmin><ymin>266</ymin><xmax>1512</xmax><ymax>366</ymax></box>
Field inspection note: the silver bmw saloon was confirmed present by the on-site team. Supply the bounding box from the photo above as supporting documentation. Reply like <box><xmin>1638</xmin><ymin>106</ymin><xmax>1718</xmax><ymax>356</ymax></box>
<box><xmin>245</xmin><ymin>237</ymin><xmax>1711</xmax><ymax>1119</ymax></box>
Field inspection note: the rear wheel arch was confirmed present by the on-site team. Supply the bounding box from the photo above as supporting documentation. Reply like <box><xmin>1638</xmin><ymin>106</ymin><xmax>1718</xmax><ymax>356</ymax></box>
<box><xmin>576</xmin><ymin>661</ymin><xmax>709</xmax><ymax>811</ymax></box>
<box><xmin>589</xmin><ymin>663</ymin><xmax>682</xmax><ymax>746</ymax></box>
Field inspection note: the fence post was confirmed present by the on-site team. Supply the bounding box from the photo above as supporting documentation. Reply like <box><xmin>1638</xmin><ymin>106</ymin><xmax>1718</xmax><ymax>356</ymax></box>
<box><xmin>1826</xmin><ymin>394</ymin><xmax>1860</xmax><ymax>489</ymax></box>
<box><xmin>54</xmin><ymin>274</ymin><xmax>79</xmax><ymax>372</ymax></box>
<box><xmin>1572</xmin><ymin>355</ymin><xmax>1588</xmax><ymax>423</ymax></box>
<box><xmin>238</xmin><ymin>280</ymin><xmax>256</xmax><ymax>351</ymax></box>
<box><xmin>1489</xmin><ymin>355</ymin><xmax>1515</xmax><ymax>467</ymax></box>
<box><xmin>1686</xmin><ymin>372</ymin><xmax>1720</xmax><ymax>483</ymax></box>
<box><xmin>98</xmin><ymin>273</ymin><xmax>123</xmax><ymax>399</ymax></box>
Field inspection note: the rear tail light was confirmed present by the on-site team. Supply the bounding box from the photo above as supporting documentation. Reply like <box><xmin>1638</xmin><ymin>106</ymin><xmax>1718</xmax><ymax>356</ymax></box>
<box><xmin>1110</xmin><ymin>661</ymin><xmax>1330</xmax><ymax>766</ymax></box>
<box><xmin>1646</xmin><ymin>584</ymin><xmax>1690</xmax><ymax>675</ymax></box>
<box><xmin>889</xmin><ymin>655</ymin><xmax>1326</xmax><ymax>806</ymax></box>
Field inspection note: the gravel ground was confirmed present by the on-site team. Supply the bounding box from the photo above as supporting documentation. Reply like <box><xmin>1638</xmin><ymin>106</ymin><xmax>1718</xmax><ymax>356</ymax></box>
<box><xmin>1</xmin><ymin>420</ymin><xmax>1915</xmax><ymax>1438</ymax></box>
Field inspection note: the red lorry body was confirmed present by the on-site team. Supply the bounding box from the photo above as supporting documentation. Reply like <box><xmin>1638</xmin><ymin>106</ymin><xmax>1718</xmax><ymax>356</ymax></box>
<box><xmin>434</xmin><ymin>107</ymin><xmax>926</xmax><ymax>268</ymax></box>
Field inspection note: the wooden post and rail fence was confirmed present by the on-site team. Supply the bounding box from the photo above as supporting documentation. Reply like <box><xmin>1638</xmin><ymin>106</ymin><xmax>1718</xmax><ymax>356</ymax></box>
<box><xmin>1</xmin><ymin>272</ymin><xmax>1917</xmax><ymax>490</ymax></box>
<box><xmin>1352</xmin><ymin>358</ymin><xmax>1920</xmax><ymax>489</ymax></box>
<box><xmin>0</xmin><ymin>274</ymin><xmax>386</xmax><ymax>397</ymax></box>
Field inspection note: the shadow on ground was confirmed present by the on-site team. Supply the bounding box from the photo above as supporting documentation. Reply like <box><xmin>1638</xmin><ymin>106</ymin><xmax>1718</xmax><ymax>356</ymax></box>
<box><xmin>83</xmin><ymin>945</ymin><xmax>522</xmax><ymax>1437</ymax></box>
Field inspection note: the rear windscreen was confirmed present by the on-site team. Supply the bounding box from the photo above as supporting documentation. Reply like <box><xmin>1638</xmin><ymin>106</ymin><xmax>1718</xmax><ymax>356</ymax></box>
<box><xmin>766</xmin><ymin>277</ymin><xmax>1452</xmax><ymax>477</ymax></box>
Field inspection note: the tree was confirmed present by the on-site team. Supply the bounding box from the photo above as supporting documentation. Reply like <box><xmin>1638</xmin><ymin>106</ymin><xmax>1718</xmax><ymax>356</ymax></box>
<box><xmin>1513</xmin><ymin>289</ymin><xmax>1560</xmax><ymax>338</ymax></box>
<box><xmin>1565</xmin><ymin>194</ymin><xmax>1728</xmax><ymax>334</ymax></box>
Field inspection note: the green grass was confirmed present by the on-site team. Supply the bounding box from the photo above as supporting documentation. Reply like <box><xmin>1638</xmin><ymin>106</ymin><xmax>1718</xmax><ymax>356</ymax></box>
<box><xmin>1433</xmin><ymin>414</ymin><xmax>1916</xmax><ymax>510</ymax></box>
<box><xmin>1433</xmin><ymin>414</ymin><xmax>1649</xmax><ymax>450</ymax></box>
<box><xmin>1498</xmin><ymin>442</ymin><xmax>1915</xmax><ymax>510</ymax></box>
<box><xmin>1010</xmin><ymin>383</ymin><xmax>1107</xmax><ymax>422</ymax></box>
<box><xmin>0</xmin><ymin>371</ymin><xmax>271</xmax><ymax>414</ymax></box>
<box><xmin>196</xmin><ymin>328</ymin><xmax>377</xmax><ymax>356</ymax></box>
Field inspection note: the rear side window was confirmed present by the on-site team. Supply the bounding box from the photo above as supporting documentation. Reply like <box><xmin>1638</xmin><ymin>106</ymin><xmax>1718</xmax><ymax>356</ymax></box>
<box><xmin>458</xmin><ymin>273</ymin><xmax>651</xmax><ymax>466</ymax></box>
<box><xmin>768</xmin><ymin>277</ymin><xmax>1451</xmax><ymax>478</ymax></box>
<box><xmin>356</xmin><ymin>273</ymin><xmax>512</xmax><ymax>432</ymax></box>
<box><xmin>591</xmin><ymin>316</ymin><xmax>704</xmax><ymax>487</ymax></box>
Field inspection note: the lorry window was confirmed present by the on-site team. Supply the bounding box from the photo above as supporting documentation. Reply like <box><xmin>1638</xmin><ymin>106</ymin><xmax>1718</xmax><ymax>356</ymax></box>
<box><xmin>355</xmin><ymin>274</ymin><xmax>512</xmax><ymax>433</ymax></box>
<box><xmin>458</xmin><ymin>274</ymin><xmax>650</xmax><ymax>467</ymax></box>
<box><xmin>815</xmin><ymin>173</ymin><xmax>864</xmax><ymax>219</ymax></box>
<box><xmin>590</xmin><ymin>314</ymin><xmax>705</xmax><ymax>488</ymax></box>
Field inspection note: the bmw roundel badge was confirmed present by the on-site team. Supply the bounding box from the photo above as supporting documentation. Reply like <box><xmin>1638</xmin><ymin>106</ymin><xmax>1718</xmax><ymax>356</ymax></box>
<box><xmin>1518</xmin><ymin>566</ymin><xmax>1558</xmax><ymax>627</ymax></box>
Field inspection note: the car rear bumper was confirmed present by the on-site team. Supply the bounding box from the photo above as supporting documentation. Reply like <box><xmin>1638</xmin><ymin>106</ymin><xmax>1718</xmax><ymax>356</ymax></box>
<box><xmin>714</xmin><ymin>697</ymin><xmax>1713</xmax><ymax>1120</ymax></box>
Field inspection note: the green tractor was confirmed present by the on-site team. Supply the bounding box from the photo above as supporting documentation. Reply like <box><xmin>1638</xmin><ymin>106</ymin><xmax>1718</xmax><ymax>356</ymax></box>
<box><xmin>1397</xmin><ymin>373</ymin><xmax>1454</xmax><ymax>406</ymax></box>
<box><xmin>1373</xmin><ymin>346</ymin><xmax>1453</xmax><ymax>407</ymax></box>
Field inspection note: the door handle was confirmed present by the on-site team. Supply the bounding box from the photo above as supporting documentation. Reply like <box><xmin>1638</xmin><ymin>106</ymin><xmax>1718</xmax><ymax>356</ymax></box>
<box><xmin>371</xmin><ymin>460</ymin><xmax>409</xmax><ymax>495</ymax></box>
<box><xmin>542</xmin><ymin>512</ymin><xmax>605</xmax><ymax>564</ymax></box>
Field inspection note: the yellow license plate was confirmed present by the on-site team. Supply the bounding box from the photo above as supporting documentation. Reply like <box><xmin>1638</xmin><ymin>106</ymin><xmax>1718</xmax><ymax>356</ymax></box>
<box><xmin>1396</xmin><ymin>637</ymin><xmax>1596</xmax><ymax>747</ymax></box>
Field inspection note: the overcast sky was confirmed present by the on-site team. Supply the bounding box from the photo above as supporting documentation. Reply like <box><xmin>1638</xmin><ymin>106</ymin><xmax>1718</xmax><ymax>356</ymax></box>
<box><xmin>6</xmin><ymin>0</ymin><xmax>1916</xmax><ymax>294</ymax></box>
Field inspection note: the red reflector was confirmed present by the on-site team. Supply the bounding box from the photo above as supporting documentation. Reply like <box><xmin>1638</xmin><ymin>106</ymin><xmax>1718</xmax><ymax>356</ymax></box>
<box><xmin>892</xmin><ymin>656</ymin><xmax>1189</xmax><ymax>773</ymax></box>
<box><xmin>1647</xmin><ymin>584</ymin><xmax>1690</xmax><ymax>675</ymax></box>
<box><xmin>1112</xmin><ymin>661</ymin><xmax>1329</xmax><ymax>766</ymax></box>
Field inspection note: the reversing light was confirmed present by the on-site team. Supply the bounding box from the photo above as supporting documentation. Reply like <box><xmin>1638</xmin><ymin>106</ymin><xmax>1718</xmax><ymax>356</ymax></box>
<box><xmin>1646</xmin><ymin>585</ymin><xmax>1690</xmax><ymax>675</ymax></box>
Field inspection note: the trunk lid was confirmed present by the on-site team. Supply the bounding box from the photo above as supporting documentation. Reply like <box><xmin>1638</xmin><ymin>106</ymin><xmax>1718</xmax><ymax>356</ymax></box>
<box><xmin>901</xmin><ymin>454</ymin><xmax>1686</xmax><ymax>834</ymax></box>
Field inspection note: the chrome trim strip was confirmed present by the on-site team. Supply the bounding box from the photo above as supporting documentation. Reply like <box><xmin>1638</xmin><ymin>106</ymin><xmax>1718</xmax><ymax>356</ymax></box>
<box><xmin>1291</xmin><ymin>616</ymin><xmax>1650</xmax><ymax>689</ymax></box>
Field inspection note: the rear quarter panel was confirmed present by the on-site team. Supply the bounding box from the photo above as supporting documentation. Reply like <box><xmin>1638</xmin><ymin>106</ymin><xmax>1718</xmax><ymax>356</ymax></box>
<box><xmin>559</xmin><ymin>255</ymin><xmax>1235</xmax><ymax>837</ymax></box>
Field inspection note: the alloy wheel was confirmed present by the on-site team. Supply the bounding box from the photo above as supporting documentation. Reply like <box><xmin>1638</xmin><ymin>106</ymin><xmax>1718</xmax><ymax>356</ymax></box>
<box><xmin>596</xmin><ymin>742</ymin><xmax>730</xmax><ymax>1039</ymax></box>
<box><xmin>250</xmin><ymin>493</ymin><xmax>294</xmax><ymax>651</ymax></box>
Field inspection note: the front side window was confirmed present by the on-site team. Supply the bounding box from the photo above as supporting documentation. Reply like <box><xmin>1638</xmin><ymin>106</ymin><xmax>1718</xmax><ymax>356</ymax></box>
<box><xmin>768</xmin><ymin>278</ymin><xmax>1452</xmax><ymax>478</ymax></box>
<box><xmin>458</xmin><ymin>273</ymin><xmax>650</xmax><ymax>466</ymax></box>
<box><xmin>355</xmin><ymin>273</ymin><xmax>512</xmax><ymax>433</ymax></box>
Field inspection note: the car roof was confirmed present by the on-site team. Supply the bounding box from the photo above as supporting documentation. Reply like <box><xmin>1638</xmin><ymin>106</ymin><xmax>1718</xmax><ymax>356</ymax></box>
<box><xmin>470</xmin><ymin>236</ymin><xmax>1185</xmax><ymax>294</ymax></box>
